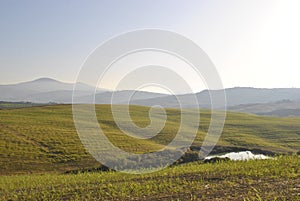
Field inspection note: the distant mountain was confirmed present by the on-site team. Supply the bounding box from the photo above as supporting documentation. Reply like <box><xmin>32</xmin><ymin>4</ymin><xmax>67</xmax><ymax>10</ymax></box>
<box><xmin>257</xmin><ymin>108</ymin><xmax>300</xmax><ymax>117</ymax></box>
<box><xmin>127</xmin><ymin>87</ymin><xmax>300</xmax><ymax>116</ymax></box>
<box><xmin>0</xmin><ymin>78</ymin><xmax>168</xmax><ymax>104</ymax></box>
<box><xmin>209</xmin><ymin>87</ymin><xmax>300</xmax><ymax>106</ymax></box>
<box><xmin>130</xmin><ymin>87</ymin><xmax>300</xmax><ymax>108</ymax></box>
<box><xmin>228</xmin><ymin>100</ymin><xmax>300</xmax><ymax>117</ymax></box>
<box><xmin>1</xmin><ymin>79</ymin><xmax>300</xmax><ymax>116</ymax></box>
<box><xmin>127</xmin><ymin>93</ymin><xmax>198</xmax><ymax>108</ymax></box>
<box><xmin>75</xmin><ymin>90</ymin><xmax>169</xmax><ymax>104</ymax></box>
<box><xmin>0</xmin><ymin>78</ymin><xmax>106</xmax><ymax>103</ymax></box>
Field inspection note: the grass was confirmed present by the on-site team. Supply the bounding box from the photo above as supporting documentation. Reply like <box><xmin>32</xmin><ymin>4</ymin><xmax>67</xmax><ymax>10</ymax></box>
<box><xmin>0</xmin><ymin>104</ymin><xmax>299</xmax><ymax>200</ymax></box>
<box><xmin>0</xmin><ymin>104</ymin><xmax>300</xmax><ymax>175</ymax></box>
<box><xmin>0</xmin><ymin>155</ymin><xmax>299</xmax><ymax>200</ymax></box>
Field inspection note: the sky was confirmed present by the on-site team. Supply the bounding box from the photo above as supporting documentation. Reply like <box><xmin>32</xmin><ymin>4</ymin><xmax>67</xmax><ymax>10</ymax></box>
<box><xmin>0</xmin><ymin>0</ymin><xmax>300</xmax><ymax>93</ymax></box>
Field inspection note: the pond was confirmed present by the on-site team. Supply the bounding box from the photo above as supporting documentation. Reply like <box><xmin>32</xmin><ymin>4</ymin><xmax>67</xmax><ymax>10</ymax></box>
<box><xmin>205</xmin><ymin>151</ymin><xmax>271</xmax><ymax>161</ymax></box>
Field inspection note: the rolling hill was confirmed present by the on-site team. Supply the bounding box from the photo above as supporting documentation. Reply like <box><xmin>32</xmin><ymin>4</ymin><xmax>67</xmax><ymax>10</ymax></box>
<box><xmin>0</xmin><ymin>104</ymin><xmax>299</xmax><ymax>175</ymax></box>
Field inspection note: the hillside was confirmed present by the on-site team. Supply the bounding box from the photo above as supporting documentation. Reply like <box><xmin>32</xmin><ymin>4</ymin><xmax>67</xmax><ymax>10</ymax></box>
<box><xmin>0</xmin><ymin>105</ymin><xmax>299</xmax><ymax>175</ymax></box>
<box><xmin>0</xmin><ymin>155</ymin><xmax>299</xmax><ymax>200</ymax></box>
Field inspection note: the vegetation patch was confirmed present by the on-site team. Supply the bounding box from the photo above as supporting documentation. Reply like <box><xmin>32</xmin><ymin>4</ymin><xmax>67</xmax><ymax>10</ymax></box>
<box><xmin>0</xmin><ymin>155</ymin><xmax>299</xmax><ymax>200</ymax></box>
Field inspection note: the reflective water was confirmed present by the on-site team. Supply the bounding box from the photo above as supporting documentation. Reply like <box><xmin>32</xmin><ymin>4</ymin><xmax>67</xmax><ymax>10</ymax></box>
<box><xmin>205</xmin><ymin>151</ymin><xmax>271</xmax><ymax>161</ymax></box>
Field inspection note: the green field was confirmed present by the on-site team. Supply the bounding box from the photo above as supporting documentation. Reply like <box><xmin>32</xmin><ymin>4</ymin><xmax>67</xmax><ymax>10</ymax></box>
<box><xmin>0</xmin><ymin>104</ymin><xmax>299</xmax><ymax>175</ymax></box>
<box><xmin>0</xmin><ymin>155</ymin><xmax>299</xmax><ymax>200</ymax></box>
<box><xmin>0</xmin><ymin>104</ymin><xmax>299</xmax><ymax>200</ymax></box>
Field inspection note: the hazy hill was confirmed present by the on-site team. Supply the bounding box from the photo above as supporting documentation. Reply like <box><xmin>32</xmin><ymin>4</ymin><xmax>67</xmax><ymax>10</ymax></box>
<box><xmin>76</xmin><ymin>90</ymin><xmax>168</xmax><ymax>104</ymax></box>
<box><xmin>1</xmin><ymin>79</ymin><xmax>300</xmax><ymax>113</ymax></box>
<box><xmin>228</xmin><ymin>100</ymin><xmax>300</xmax><ymax>117</ymax></box>
<box><xmin>130</xmin><ymin>87</ymin><xmax>300</xmax><ymax>108</ymax></box>
<box><xmin>0</xmin><ymin>78</ymin><xmax>105</xmax><ymax>103</ymax></box>
<box><xmin>14</xmin><ymin>78</ymin><xmax>93</xmax><ymax>92</ymax></box>
<box><xmin>211</xmin><ymin>87</ymin><xmax>300</xmax><ymax>106</ymax></box>
<box><xmin>257</xmin><ymin>108</ymin><xmax>300</xmax><ymax>117</ymax></box>
<box><xmin>0</xmin><ymin>78</ymin><xmax>168</xmax><ymax>104</ymax></box>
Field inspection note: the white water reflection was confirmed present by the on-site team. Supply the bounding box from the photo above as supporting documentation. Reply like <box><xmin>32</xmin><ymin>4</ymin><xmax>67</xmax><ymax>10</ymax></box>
<box><xmin>205</xmin><ymin>151</ymin><xmax>271</xmax><ymax>161</ymax></box>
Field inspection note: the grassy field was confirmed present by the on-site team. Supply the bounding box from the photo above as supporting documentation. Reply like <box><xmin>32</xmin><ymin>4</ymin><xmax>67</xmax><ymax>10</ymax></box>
<box><xmin>0</xmin><ymin>155</ymin><xmax>299</xmax><ymax>200</ymax></box>
<box><xmin>0</xmin><ymin>104</ymin><xmax>299</xmax><ymax>200</ymax></box>
<box><xmin>0</xmin><ymin>104</ymin><xmax>300</xmax><ymax>175</ymax></box>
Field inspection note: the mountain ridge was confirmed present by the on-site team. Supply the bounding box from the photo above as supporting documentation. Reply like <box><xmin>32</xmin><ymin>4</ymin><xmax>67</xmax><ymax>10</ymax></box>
<box><xmin>1</xmin><ymin>78</ymin><xmax>300</xmax><ymax>117</ymax></box>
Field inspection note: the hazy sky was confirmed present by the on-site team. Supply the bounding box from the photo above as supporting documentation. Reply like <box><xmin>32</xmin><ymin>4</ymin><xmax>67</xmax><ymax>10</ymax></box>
<box><xmin>0</xmin><ymin>0</ymin><xmax>300</xmax><ymax>92</ymax></box>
